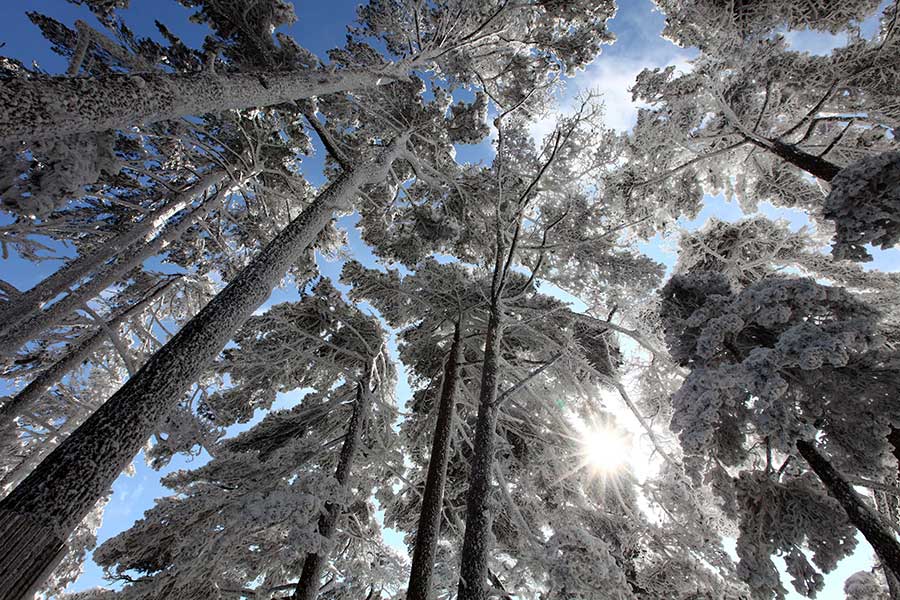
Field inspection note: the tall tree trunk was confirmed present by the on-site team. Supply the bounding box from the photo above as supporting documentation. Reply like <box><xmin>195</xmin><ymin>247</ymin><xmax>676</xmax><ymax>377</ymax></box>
<box><xmin>292</xmin><ymin>375</ymin><xmax>373</xmax><ymax>600</ymax></box>
<box><xmin>457</xmin><ymin>305</ymin><xmax>503</xmax><ymax>600</ymax></box>
<box><xmin>0</xmin><ymin>169</ymin><xmax>252</xmax><ymax>357</ymax></box>
<box><xmin>0</xmin><ymin>139</ymin><xmax>404</xmax><ymax>600</ymax></box>
<box><xmin>796</xmin><ymin>439</ymin><xmax>900</xmax><ymax>582</ymax></box>
<box><xmin>406</xmin><ymin>321</ymin><xmax>463</xmax><ymax>600</ymax></box>
<box><xmin>0</xmin><ymin>66</ymin><xmax>412</xmax><ymax>145</ymax></box>
<box><xmin>0</xmin><ymin>276</ymin><xmax>179</xmax><ymax>430</ymax></box>
<box><xmin>0</xmin><ymin>170</ymin><xmax>226</xmax><ymax>339</ymax></box>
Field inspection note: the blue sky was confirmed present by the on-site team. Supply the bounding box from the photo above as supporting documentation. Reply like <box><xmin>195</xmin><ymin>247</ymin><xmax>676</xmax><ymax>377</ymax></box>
<box><xmin>0</xmin><ymin>1</ymin><xmax>896</xmax><ymax>598</ymax></box>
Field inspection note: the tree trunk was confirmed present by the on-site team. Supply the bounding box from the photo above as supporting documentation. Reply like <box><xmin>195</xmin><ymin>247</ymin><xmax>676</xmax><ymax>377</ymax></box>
<box><xmin>796</xmin><ymin>439</ymin><xmax>900</xmax><ymax>582</ymax></box>
<box><xmin>886</xmin><ymin>570</ymin><xmax>900</xmax><ymax>600</ymax></box>
<box><xmin>889</xmin><ymin>428</ymin><xmax>900</xmax><ymax>484</ymax></box>
<box><xmin>0</xmin><ymin>276</ymin><xmax>179</xmax><ymax>431</ymax></box>
<box><xmin>0</xmin><ymin>169</ymin><xmax>250</xmax><ymax>357</ymax></box>
<box><xmin>0</xmin><ymin>66</ymin><xmax>410</xmax><ymax>145</ymax></box>
<box><xmin>406</xmin><ymin>321</ymin><xmax>463</xmax><ymax>600</ymax></box>
<box><xmin>457</xmin><ymin>306</ymin><xmax>503</xmax><ymax>600</ymax></box>
<box><xmin>748</xmin><ymin>137</ymin><xmax>842</xmax><ymax>181</ymax></box>
<box><xmin>0</xmin><ymin>170</ymin><xmax>226</xmax><ymax>339</ymax></box>
<box><xmin>0</xmin><ymin>139</ymin><xmax>404</xmax><ymax>600</ymax></box>
<box><xmin>292</xmin><ymin>376</ymin><xmax>373</xmax><ymax>600</ymax></box>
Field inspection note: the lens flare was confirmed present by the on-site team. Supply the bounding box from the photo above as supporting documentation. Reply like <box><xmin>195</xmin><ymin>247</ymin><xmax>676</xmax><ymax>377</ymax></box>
<box><xmin>582</xmin><ymin>427</ymin><xmax>629</xmax><ymax>474</ymax></box>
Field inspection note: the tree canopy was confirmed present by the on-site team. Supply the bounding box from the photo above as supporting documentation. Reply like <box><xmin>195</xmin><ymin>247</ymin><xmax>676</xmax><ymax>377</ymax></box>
<box><xmin>0</xmin><ymin>1</ymin><xmax>898</xmax><ymax>600</ymax></box>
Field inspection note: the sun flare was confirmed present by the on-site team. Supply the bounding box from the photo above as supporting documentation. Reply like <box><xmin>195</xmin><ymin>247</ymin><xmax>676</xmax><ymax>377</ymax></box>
<box><xmin>582</xmin><ymin>427</ymin><xmax>630</xmax><ymax>474</ymax></box>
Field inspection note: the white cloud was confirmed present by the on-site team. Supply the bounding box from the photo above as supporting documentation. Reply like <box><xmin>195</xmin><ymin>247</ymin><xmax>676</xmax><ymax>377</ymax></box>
<box><xmin>528</xmin><ymin>49</ymin><xmax>693</xmax><ymax>141</ymax></box>
<box><xmin>585</xmin><ymin>51</ymin><xmax>693</xmax><ymax>132</ymax></box>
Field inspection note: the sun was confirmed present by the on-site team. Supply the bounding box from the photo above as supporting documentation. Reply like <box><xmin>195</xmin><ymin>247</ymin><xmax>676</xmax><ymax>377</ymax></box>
<box><xmin>581</xmin><ymin>427</ymin><xmax>630</xmax><ymax>474</ymax></box>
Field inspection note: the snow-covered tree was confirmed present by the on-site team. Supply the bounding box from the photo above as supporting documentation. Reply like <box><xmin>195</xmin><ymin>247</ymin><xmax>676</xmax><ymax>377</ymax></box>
<box><xmin>0</xmin><ymin>0</ymin><xmax>616</xmax><ymax>145</ymax></box>
<box><xmin>844</xmin><ymin>570</ymin><xmax>891</xmax><ymax>600</ymax></box>
<box><xmin>0</xmin><ymin>0</ymin><xmax>626</xmax><ymax>591</ymax></box>
<box><xmin>660</xmin><ymin>270</ymin><xmax>900</xmax><ymax>598</ymax></box>
<box><xmin>2</xmin><ymin>2</ymin><xmax>896</xmax><ymax>600</ymax></box>
<box><xmin>654</xmin><ymin>0</ymin><xmax>884</xmax><ymax>49</ymax></box>
<box><xmin>88</xmin><ymin>279</ymin><xmax>401</xmax><ymax>599</ymax></box>
<box><xmin>625</xmin><ymin>2</ymin><xmax>899</xmax><ymax>257</ymax></box>
<box><xmin>346</xmin><ymin>87</ymin><xmax>669</xmax><ymax>598</ymax></box>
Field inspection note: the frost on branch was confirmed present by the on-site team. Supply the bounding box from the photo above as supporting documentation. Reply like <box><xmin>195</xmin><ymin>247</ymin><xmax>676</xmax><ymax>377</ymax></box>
<box><xmin>675</xmin><ymin>215</ymin><xmax>900</xmax><ymax>317</ymax></box>
<box><xmin>91</xmin><ymin>283</ymin><xmax>401</xmax><ymax>598</ymax></box>
<box><xmin>67</xmin><ymin>0</ymin><xmax>130</xmax><ymax>25</ymax></box>
<box><xmin>734</xmin><ymin>472</ymin><xmax>857</xmax><ymax>599</ymax></box>
<box><xmin>542</xmin><ymin>526</ymin><xmax>633</xmax><ymax>598</ymax></box>
<box><xmin>40</xmin><ymin>494</ymin><xmax>111</xmax><ymax>600</ymax></box>
<box><xmin>825</xmin><ymin>152</ymin><xmax>900</xmax><ymax>262</ymax></box>
<box><xmin>655</xmin><ymin>0</ymin><xmax>883</xmax><ymax>47</ymax></box>
<box><xmin>355</xmin><ymin>0</ymin><xmax>616</xmax><ymax>106</ymax></box>
<box><xmin>844</xmin><ymin>570</ymin><xmax>890</xmax><ymax>599</ymax></box>
<box><xmin>177</xmin><ymin>0</ymin><xmax>298</xmax><ymax>68</ymax></box>
<box><xmin>661</xmin><ymin>271</ymin><xmax>900</xmax><ymax>598</ymax></box>
<box><xmin>662</xmin><ymin>273</ymin><xmax>896</xmax><ymax>470</ymax></box>
<box><xmin>446</xmin><ymin>91</ymin><xmax>490</xmax><ymax>145</ymax></box>
<box><xmin>1</xmin><ymin>131</ymin><xmax>121</xmax><ymax>217</ymax></box>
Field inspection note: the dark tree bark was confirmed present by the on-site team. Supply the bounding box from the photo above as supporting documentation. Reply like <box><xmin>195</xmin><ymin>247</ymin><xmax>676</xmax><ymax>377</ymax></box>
<box><xmin>767</xmin><ymin>140</ymin><xmax>841</xmax><ymax>181</ymax></box>
<box><xmin>457</xmin><ymin>305</ymin><xmax>503</xmax><ymax>600</ymax></box>
<box><xmin>0</xmin><ymin>276</ymin><xmax>178</xmax><ymax>430</ymax></box>
<box><xmin>888</xmin><ymin>428</ymin><xmax>900</xmax><ymax>482</ymax></box>
<box><xmin>797</xmin><ymin>439</ymin><xmax>900</xmax><ymax>582</ymax></box>
<box><xmin>406</xmin><ymin>320</ymin><xmax>463</xmax><ymax>600</ymax></box>
<box><xmin>292</xmin><ymin>376</ymin><xmax>373</xmax><ymax>600</ymax></box>
<box><xmin>747</xmin><ymin>137</ymin><xmax>842</xmax><ymax>182</ymax></box>
<box><xmin>0</xmin><ymin>138</ymin><xmax>405</xmax><ymax>600</ymax></box>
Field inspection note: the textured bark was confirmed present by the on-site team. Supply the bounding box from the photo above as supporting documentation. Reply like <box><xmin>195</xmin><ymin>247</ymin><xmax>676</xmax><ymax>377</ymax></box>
<box><xmin>292</xmin><ymin>377</ymin><xmax>373</xmax><ymax>600</ymax></box>
<box><xmin>407</xmin><ymin>321</ymin><xmax>462</xmax><ymax>600</ymax></box>
<box><xmin>0</xmin><ymin>170</ymin><xmax>248</xmax><ymax>356</ymax></box>
<box><xmin>797</xmin><ymin>439</ymin><xmax>900</xmax><ymax>582</ymax></box>
<box><xmin>0</xmin><ymin>66</ymin><xmax>409</xmax><ymax>144</ymax></box>
<box><xmin>0</xmin><ymin>140</ymin><xmax>403</xmax><ymax>599</ymax></box>
<box><xmin>0</xmin><ymin>510</ymin><xmax>66</xmax><ymax>600</ymax></box>
<box><xmin>0</xmin><ymin>276</ymin><xmax>179</xmax><ymax>430</ymax></box>
<box><xmin>0</xmin><ymin>170</ymin><xmax>226</xmax><ymax>340</ymax></box>
<box><xmin>457</xmin><ymin>307</ymin><xmax>503</xmax><ymax>600</ymax></box>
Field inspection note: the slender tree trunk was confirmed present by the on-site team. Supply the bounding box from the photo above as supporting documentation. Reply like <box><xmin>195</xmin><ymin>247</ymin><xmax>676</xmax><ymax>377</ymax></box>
<box><xmin>292</xmin><ymin>376</ymin><xmax>373</xmax><ymax>600</ymax></box>
<box><xmin>457</xmin><ymin>306</ymin><xmax>503</xmax><ymax>600</ymax></box>
<box><xmin>0</xmin><ymin>170</ymin><xmax>226</xmax><ymax>339</ymax></box>
<box><xmin>796</xmin><ymin>439</ymin><xmax>900</xmax><ymax>582</ymax></box>
<box><xmin>0</xmin><ymin>276</ymin><xmax>179</xmax><ymax>430</ymax></box>
<box><xmin>0</xmin><ymin>66</ymin><xmax>411</xmax><ymax>145</ymax></box>
<box><xmin>0</xmin><ymin>170</ymin><xmax>250</xmax><ymax>357</ymax></box>
<box><xmin>0</xmin><ymin>139</ymin><xmax>404</xmax><ymax>600</ymax></box>
<box><xmin>406</xmin><ymin>321</ymin><xmax>463</xmax><ymax>600</ymax></box>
